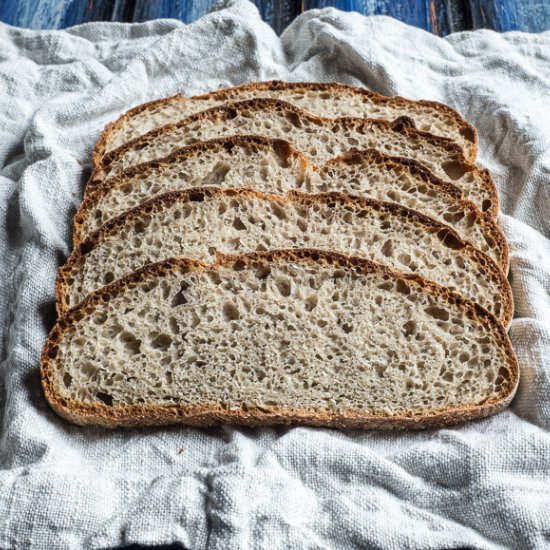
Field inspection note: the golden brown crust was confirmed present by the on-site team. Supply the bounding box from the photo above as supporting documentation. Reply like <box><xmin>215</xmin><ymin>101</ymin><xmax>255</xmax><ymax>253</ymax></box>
<box><xmin>92</xmin><ymin>93</ymin><xmax>185</xmax><ymax>169</ymax></box>
<box><xmin>322</xmin><ymin>150</ymin><xmax>508</xmax><ymax>273</ymax></box>
<box><xmin>191</xmin><ymin>81</ymin><xmax>478</xmax><ymax>161</ymax></box>
<box><xmin>92</xmin><ymin>80</ymin><xmax>477</xmax><ymax>167</ymax></box>
<box><xmin>76</xmin><ymin>135</ymin><xmax>308</xmax><ymax>243</ymax></box>
<box><xmin>57</xmin><ymin>186</ymin><xmax>513</xmax><ymax>326</ymax></box>
<box><xmin>42</xmin><ymin>249</ymin><xmax>519</xmax><ymax>430</ymax></box>
<box><xmin>76</xmin><ymin>138</ymin><xmax>509</xmax><ymax>276</ymax></box>
<box><xmin>92</xmin><ymin>97</ymin><xmax>496</xmax><ymax>219</ymax></box>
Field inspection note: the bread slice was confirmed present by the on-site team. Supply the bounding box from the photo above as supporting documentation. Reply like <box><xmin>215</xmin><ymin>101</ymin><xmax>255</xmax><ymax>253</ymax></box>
<box><xmin>95</xmin><ymin>99</ymin><xmax>497</xmax><ymax>217</ymax></box>
<box><xmin>58</xmin><ymin>188</ymin><xmax>512</xmax><ymax>326</ymax></box>
<box><xmin>94</xmin><ymin>80</ymin><xmax>477</xmax><ymax>163</ymax></box>
<box><xmin>75</xmin><ymin>136</ymin><xmax>508</xmax><ymax>271</ymax></box>
<box><xmin>43</xmin><ymin>249</ymin><xmax>519</xmax><ymax>429</ymax></box>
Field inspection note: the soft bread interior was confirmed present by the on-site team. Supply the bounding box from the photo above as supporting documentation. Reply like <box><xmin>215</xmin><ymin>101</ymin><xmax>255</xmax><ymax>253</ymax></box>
<box><xmin>104</xmin><ymin>99</ymin><xmax>493</xmax><ymax>214</ymax></box>
<box><xmin>78</xmin><ymin>141</ymin><xmax>506</xmax><ymax>269</ymax></box>
<box><xmin>48</xmin><ymin>254</ymin><xmax>514</xmax><ymax>419</ymax></box>
<box><xmin>61</xmin><ymin>190</ymin><xmax>509</xmax><ymax>324</ymax></box>
<box><xmin>103</xmin><ymin>81</ymin><xmax>476</xmax><ymax>160</ymax></box>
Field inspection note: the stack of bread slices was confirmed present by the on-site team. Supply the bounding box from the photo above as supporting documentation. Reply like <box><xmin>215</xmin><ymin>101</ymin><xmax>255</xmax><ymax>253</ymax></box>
<box><xmin>41</xmin><ymin>81</ymin><xmax>519</xmax><ymax>430</ymax></box>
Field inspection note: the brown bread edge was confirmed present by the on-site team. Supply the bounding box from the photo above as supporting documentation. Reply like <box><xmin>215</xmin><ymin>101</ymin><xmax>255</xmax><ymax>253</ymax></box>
<box><xmin>93</xmin><ymin>98</ymin><xmax>495</xmax><ymax>217</ymax></box>
<box><xmin>43</xmin><ymin>249</ymin><xmax>518</xmax><ymax>430</ymax></box>
<box><xmin>57</xmin><ymin>187</ymin><xmax>513</xmax><ymax>326</ymax></box>
<box><xmin>92</xmin><ymin>80</ymin><xmax>477</xmax><ymax>165</ymax></box>
<box><xmin>76</xmin><ymin>137</ymin><xmax>508</xmax><ymax>273</ymax></box>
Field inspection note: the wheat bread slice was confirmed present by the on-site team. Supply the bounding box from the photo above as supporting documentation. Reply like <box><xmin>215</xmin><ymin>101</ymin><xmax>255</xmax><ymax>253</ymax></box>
<box><xmin>94</xmin><ymin>80</ymin><xmax>477</xmax><ymax>163</ymax></box>
<box><xmin>94</xmin><ymin>99</ymin><xmax>497</xmax><ymax>217</ymax></box>
<box><xmin>57</xmin><ymin>188</ymin><xmax>512</xmax><ymax>326</ymax></box>
<box><xmin>75</xmin><ymin>136</ymin><xmax>508</xmax><ymax>271</ymax></box>
<box><xmin>43</xmin><ymin>249</ymin><xmax>519</xmax><ymax>429</ymax></box>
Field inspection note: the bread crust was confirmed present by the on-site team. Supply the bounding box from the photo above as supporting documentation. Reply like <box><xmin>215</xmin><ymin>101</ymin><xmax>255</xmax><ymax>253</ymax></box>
<box><xmin>42</xmin><ymin>249</ymin><xmax>519</xmax><ymax>430</ymax></box>
<box><xmin>57</xmin><ymin>187</ymin><xmax>513</xmax><ymax>326</ymax></box>
<box><xmin>92</xmin><ymin>80</ymin><xmax>477</xmax><ymax>166</ymax></box>
<box><xmin>90</xmin><ymin>98</ymin><xmax>497</xmax><ymax>218</ymax></box>
<box><xmin>75</xmin><ymin>137</ymin><xmax>509</xmax><ymax>275</ymax></box>
<box><xmin>76</xmin><ymin>135</ymin><xmax>309</xmax><ymax>243</ymax></box>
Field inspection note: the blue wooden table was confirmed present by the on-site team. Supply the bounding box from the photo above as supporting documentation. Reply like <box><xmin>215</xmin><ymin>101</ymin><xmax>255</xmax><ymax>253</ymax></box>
<box><xmin>0</xmin><ymin>0</ymin><xmax>548</xmax><ymax>36</ymax></box>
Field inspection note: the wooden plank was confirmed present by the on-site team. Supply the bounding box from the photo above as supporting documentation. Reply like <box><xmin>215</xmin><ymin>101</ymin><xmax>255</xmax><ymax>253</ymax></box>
<box><xmin>434</xmin><ymin>0</ymin><xmax>472</xmax><ymax>34</ymax></box>
<box><xmin>299</xmin><ymin>0</ymin><xmax>472</xmax><ymax>35</ymax></box>
<box><xmin>132</xmin><ymin>0</ymin><xmax>218</xmax><ymax>27</ymax></box>
<box><xmin>2</xmin><ymin>0</ymin><xmax>549</xmax><ymax>35</ymax></box>
<box><xmin>469</xmin><ymin>0</ymin><xmax>520</xmax><ymax>31</ymax></box>
<box><xmin>132</xmin><ymin>0</ymin><xmax>298</xmax><ymax>34</ymax></box>
<box><xmin>469</xmin><ymin>0</ymin><xmax>550</xmax><ymax>32</ymax></box>
<box><xmin>0</xmin><ymin>0</ymin><xmax>132</xmax><ymax>29</ymax></box>
<box><xmin>251</xmin><ymin>0</ymin><xmax>301</xmax><ymax>34</ymax></box>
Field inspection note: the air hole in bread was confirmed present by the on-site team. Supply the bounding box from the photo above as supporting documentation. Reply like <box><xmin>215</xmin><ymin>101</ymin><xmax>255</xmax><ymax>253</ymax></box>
<box><xmin>395</xmin><ymin>280</ymin><xmax>410</xmax><ymax>295</ymax></box>
<box><xmin>232</xmin><ymin>217</ymin><xmax>247</xmax><ymax>231</ymax></box>
<box><xmin>443</xmin><ymin>210</ymin><xmax>465</xmax><ymax>224</ymax></box>
<box><xmin>276</xmin><ymin>277</ymin><xmax>291</xmax><ymax>297</ymax></box>
<box><xmin>438</xmin><ymin>229</ymin><xmax>464</xmax><ymax>250</ymax></box>
<box><xmin>255</xmin><ymin>265</ymin><xmax>271</xmax><ymax>280</ymax></box>
<box><xmin>270</xmin><ymin>203</ymin><xmax>287</xmax><ymax>220</ymax></box>
<box><xmin>202</xmin><ymin>162</ymin><xmax>231</xmax><ymax>186</ymax></box>
<box><xmin>171</xmin><ymin>283</ymin><xmax>188</xmax><ymax>307</ymax></box>
<box><xmin>304</xmin><ymin>295</ymin><xmax>318</xmax><ymax>311</ymax></box>
<box><xmin>341</xmin><ymin>323</ymin><xmax>353</xmax><ymax>334</ymax></box>
<box><xmin>442</xmin><ymin>161</ymin><xmax>467</xmax><ymax>181</ymax></box>
<box><xmin>93</xmin><ymin>312</ymin><xmax>107</xmax><ymax>325</ymax></box>
<box><xmin>222</xmin><ymin>302</ymin><xmax>240</xmax><ymax>321</ymax></box>
<box><xmin>168</xmin><ymin>317</ymin><xmax>180</xmax><ymax>335</ymax></box>
<box><xmin>63</xmin><ymin>373</ymin><xmax>72</xmax><ymax>389</ymax></box>
<box><xmin>96</xmin><ymin>391</ymin><xmax>113</xmax><ymax>406</ymax></box>
<box><xmin>121</xmin><ymin>332</ymin><xmax>141</xmax><ymax>355</ymax></box>
<box><xmin>297</xmin><ymin>219</ymin><xmax>307</xmax><ymax>232</ymax></box>
<box><xmin>424</xmin><ymin>306</ymin><xmax>450</xmax><ymax>322</ymax></box>
<box><xmin>285</xmin><ymin>111</ymin><xmax>302</xmax><ymax>128</ymax></box>
<box><xmin>381</xmin><ymin>239</ymin><xmax>393</xmax><ymax>257</ymax></box>
<box><xmin>142</xmin><ymin>280</ymin><xmax>158</xmax><ymax>293</ymax></box>
<box><xmin>150</xmin><ymin>334</ymin><xmax>172</xmax><ymax>351</ymax></box>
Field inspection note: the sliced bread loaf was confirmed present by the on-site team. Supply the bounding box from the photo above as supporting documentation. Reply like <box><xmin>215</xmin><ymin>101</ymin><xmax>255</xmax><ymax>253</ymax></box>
<box><xmin>58</xmin><ymin>188</ymin><xmax>512</xmax><ymax>326</ymax></box>
<box><xmin>95</xmin><ymin>80</ymin><xmax>477</xmax><ymax>163</ymax></box>
<box><xmin>75</xmin><ymin>136</ymin><xmax>508</xmax><ymax>271</ymax></box>
<box><xmin>95</xmin><ymin>99</ymin><xmax>497</xmax><ymax>217</ymax></box>
<box><xmin>42</xmin><ymin>250</ymin><xmax>519</xmax><ymax>429</ymax></box>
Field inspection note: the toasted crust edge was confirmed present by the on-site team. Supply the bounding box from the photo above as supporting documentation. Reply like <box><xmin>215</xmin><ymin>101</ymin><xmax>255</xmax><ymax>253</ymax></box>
<box><xmin>42</xmin><ymin>249</ymin><xmax>518</xmax><ymax>430</ymax></box>
<box><xmin>75</xmin><ymin>138</ymin><xmax>509</xmax><ymax>275</ymax></box>
<box><xmin>57</xmin><ymin>187</ymin><xmax>513</xmax><ymax>327</ymax></box>
<box><xmin>92</xmin><ymin>98</ymin><xmax>496</xmax><ymax>219</ymax></box>
<box><xmin>92</xmin><ymin>80</ymin><xmax>477</xmax><ymax>166</ymax></box>
<box><xmin>76</xmin><ymin>135</ymin><xmax>308</xmax><ymax>244</ymax></box>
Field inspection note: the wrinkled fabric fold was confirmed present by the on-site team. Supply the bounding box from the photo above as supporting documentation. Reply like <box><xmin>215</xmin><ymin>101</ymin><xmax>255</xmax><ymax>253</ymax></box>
<box><xmin>0</xmin><ymin>1</ymin><xmax>549</xmax><ymax>548</ymax></box>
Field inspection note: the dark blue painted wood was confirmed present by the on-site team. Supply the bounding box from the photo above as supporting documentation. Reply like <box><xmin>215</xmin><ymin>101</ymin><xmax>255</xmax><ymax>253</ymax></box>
<box><xmin>300</xmin><ymin>0</ymin><xmax>467</xmax><ymax>35</ymax></box>
<box><xmin>469</xmin><ymin>0</ymin><xmax>550</xmax><ymax>33</ymax></box>
<box><xmin>469</xmin><ymin>0</ymin><xmax>520</xmax><ymax>31</ymax></box>
<box><xmin>435</xmin><ymin>0</ymin><xmax>472</xmax><ymax>34</ymax></box>
<box><xmin>0</xmin><ymin>0</ymin><xmax>129</xmax><ymax>28</ymax></box>
<box><xmin>0</xmin><ymin>0</ymin><xmax>548</xmax><ymax>35</ymax></box>
<box><xmin>132</xmin><ymin>0</ymin><xmax>218</xmax><ymax>27</ymax></box>
<box><xmin>132</xmin><ymin>0</ymin><xmax>297</xmax><ymax>34</ymax></box>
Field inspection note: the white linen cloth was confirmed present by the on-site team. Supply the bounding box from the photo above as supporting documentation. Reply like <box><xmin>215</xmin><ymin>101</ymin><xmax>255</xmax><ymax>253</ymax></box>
<box><xmin>0</xmin><ymin>1</ymin><xmax>549</xmax><ymax>547</ymax></box>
